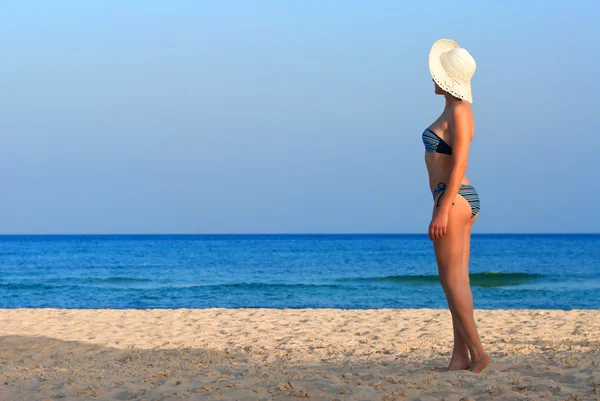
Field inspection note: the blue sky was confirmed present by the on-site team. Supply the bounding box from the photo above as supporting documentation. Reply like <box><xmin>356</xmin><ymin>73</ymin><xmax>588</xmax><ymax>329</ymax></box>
<box><xmin>1</xmin><ymin>1</ymin><xmax>598</xmax><ymax>234</ymax></box>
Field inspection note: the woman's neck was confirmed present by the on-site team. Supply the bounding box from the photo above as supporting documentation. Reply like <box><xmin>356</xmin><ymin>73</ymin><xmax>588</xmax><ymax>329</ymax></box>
<box><xmin>444</xmin><ymin>93</ymin><xmax>463</xmax><ymax>108</ymax></box>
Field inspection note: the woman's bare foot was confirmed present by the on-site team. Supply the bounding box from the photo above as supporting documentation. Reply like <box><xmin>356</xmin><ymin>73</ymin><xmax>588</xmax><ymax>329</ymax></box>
<box><xmin>469</xmin><ymin>353</ymin><xmax>490</xmax><ymax>373</ymax></box>
<box><xmin>447</xmin><ymin>355</ymin><xmax>471</xmax><ymax>371</ymax></box>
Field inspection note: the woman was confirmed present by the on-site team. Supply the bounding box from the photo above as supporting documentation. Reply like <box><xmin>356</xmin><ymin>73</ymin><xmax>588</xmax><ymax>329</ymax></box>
<box><xmin>423</xmin><ymin>39</ymin><xmax>490</xmax><ymax>373</ymax></box>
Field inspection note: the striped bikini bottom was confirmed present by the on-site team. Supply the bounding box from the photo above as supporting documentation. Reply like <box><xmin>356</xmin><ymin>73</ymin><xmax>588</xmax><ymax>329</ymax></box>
<box><xmin>432</xmin><ymin>183</ymin><xmax>480</xmax><ymax>219</ymax></box>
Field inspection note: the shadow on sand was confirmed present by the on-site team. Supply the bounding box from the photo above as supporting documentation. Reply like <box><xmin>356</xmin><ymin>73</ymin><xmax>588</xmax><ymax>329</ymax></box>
<box><xmin>0</xmin><ymin>335</ymin><xmax>597</xmax><ymax>401</ymax></box>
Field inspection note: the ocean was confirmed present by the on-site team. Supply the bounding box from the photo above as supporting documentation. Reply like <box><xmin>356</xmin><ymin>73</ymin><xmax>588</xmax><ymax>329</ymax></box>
<box><xmin>0</xmin><ymin>234</ymin><xmax>598</xmax><ymax>309</ymax></box>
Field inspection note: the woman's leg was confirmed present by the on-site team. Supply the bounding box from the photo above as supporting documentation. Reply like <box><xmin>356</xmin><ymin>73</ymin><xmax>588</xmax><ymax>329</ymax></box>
<box><xmin>448</xmin><ymin>315</ymin><xmax>470</xmax><ymax>370</ymax></box>
<box><xmin>434</xmin><ymin>195</ymin><xmax>489</xmax><ymax>373</ymax></box>
<box><xmin>447</xmin><ymin>217</ymin><xmax>476</xmax><ymax>370</ymax></box>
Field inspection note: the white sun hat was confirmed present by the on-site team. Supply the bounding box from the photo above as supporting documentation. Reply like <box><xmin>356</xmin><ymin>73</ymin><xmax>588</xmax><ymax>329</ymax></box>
<box><xmin>429</xmin><ymin>39</ymin><xmax>476</xmax><ymax>103</ymax></box>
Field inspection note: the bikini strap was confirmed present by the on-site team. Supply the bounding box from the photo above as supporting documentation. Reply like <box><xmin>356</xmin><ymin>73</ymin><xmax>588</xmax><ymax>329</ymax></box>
<box><xmin>436</xmin><ymin>183</ymin><xmax>446</xmax><ymax>207</ymax></box>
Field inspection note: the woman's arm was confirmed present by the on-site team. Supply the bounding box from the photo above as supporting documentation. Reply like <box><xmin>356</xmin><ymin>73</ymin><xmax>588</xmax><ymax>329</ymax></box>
<box><xmin>429</xmin><ymin>104</ymin><xmax>473</xmax><ymax>240</ymax></box>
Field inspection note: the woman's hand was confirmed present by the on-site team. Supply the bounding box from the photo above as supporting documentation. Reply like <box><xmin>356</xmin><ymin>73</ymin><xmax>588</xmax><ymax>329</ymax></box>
<box><xmin>429</xmin><ymin>210</ymin><xmax>449</xmax><ymax>241</ymax></box>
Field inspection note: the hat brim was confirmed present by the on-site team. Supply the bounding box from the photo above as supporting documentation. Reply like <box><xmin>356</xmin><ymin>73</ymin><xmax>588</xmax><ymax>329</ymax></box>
<box><xmin>428</xmin><ymin>39</ymin><xmax>473</xmax><ymax>103</ymax></box>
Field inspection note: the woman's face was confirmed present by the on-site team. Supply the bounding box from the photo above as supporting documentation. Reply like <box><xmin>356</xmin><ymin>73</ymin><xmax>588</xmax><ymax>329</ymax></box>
<box><xmin>433</xmin><ymin>79</ymin><xmax>445</xmax><ymax>95</ymax></box>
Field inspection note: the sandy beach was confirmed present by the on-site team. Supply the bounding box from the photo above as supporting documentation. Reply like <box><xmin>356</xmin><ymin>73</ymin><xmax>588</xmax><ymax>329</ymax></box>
<box><xmin>0</xmin><ymin>308</ymin><xmax>598</xmax><ymax>400</ymax></box>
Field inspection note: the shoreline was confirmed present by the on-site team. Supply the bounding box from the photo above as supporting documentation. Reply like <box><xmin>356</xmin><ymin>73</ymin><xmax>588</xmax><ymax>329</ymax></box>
<box><xmin>1</xmin><ymin>308</ymin><xmax>598</xmax><ymax>400</ymax></box>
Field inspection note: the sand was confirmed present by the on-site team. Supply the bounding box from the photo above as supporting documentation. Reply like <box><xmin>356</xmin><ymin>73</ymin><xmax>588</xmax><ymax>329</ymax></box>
<box><xmin>0</xmin><ymin>308</ymin><xmax>598</xmax><ymax>401</ymax></box>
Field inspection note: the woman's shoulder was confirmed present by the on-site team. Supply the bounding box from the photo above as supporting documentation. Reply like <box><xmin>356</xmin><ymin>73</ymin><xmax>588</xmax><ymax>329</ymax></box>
<box><xmin>449</xmin><ymin>101</ymin><xmax>473</xmax><ymax>121</ymax></box>
<box><xmin>447</xmin><ymin>101</ymin><xmax>474</xmax><ymax>137</ymax></box>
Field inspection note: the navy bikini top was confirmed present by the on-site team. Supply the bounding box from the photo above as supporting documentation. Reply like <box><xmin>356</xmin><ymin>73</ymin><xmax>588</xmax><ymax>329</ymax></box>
<box><xmin>422</xmin><ymin>128</ymin><xmax>452</xmax><ymax>155</ymax></box>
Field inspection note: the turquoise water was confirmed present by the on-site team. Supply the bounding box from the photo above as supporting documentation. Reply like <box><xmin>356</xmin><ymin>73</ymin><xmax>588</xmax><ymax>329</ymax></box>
<box><xmin>0</xmin><ymin>234</ymin><xmax>598</xmax><ymax>309</ymax></box>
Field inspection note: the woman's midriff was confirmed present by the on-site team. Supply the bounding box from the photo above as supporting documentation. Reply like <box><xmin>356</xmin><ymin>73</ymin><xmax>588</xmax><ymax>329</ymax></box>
<box><xmin>425</xmin><ymin>153</ymin><xmax>471</xmax><ymax>195</ymax></box>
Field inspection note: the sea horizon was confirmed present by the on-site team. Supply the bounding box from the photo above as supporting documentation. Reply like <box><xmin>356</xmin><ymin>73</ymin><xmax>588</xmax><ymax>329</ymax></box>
<box><xmin>1</xmin><ymin>233</ymin><xmax>598</xmax><ymax>237</ymax></box>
